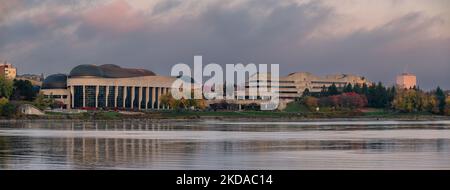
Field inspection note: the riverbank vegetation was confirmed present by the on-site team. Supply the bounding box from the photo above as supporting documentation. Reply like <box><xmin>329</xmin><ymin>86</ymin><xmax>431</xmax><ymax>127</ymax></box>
<box><xmin>286</xmin><ymin>83</ymin><xmax>450</xmax><ymax>117</ymax></box>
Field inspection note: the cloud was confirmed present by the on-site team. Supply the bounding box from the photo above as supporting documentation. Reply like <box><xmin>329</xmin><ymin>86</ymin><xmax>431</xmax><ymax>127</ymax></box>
<box><xmin>0</xmin><ymin>0</ymin><xmax>449</xmax><ymax>89</ymax></box>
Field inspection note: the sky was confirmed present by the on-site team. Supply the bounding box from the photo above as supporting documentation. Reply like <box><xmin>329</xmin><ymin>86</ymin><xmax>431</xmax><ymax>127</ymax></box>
<box><xmin>0</xmin><ymin>0</ymin><xmax>449</xmax><ymax>89</ymax></box>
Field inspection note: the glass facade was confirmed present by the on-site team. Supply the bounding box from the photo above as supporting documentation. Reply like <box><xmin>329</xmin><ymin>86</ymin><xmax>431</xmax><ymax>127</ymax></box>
<box><xmin>133</xmin><ymin>87</ymin><xmax>140</xmax><ymax>109</ymax></box>
<box><xmin>154</xmin><ymin>87</ymin><xmax>159</xmax><ymax>108</ymax></box>
<box><xmin>98</xmin><ymin>86</ymin><xmax>106</xmax><ymax>108</ymax></box>
<box><xmin>117</xmin><ymin>86</ymin><xmax>124</xmax><ymax>108</ymax></box>
<box><xmin>107</xmin><ymin>86</ymin><xmax>115</xmax><ymax>108</ymax></box>
<box><xmin>148</xmin><ymin>87</ymin><xmax>153</xmax><ymax>108</ymax></box>
<box><xmin>69</xmin><ymin>85</ymin><xmax>167</xmax><ymax>110</ymax></box>
<box><xmin>141</xmin><ymin>87</ymin><xmax>147</xmax><ymax>109</ymax></box>
<box><xmin>74</xmin><ymin>86</ymin><xmax>84</xmax><ymax>108</ymax></box>
<box><xmin>85</xmin><ymin>86</ymin><xmax>96</xmax><ymax>108</ymax></box>
<box><xmin>125</xmin><ymin>86</ymin><xmax>132</xmax><ymax>108</ymax></box>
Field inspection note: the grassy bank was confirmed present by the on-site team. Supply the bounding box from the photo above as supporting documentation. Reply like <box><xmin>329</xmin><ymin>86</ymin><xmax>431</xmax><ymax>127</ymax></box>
<box><xmin>6</xmin><ymin>109</ymin><xmax>448</xmax><ymax>121</ymax></box>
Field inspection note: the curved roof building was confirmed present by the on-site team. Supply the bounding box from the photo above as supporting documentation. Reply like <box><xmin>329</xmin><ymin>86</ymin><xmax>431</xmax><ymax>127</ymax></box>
<box><xmin>41</xmin><ymin>64</ymin><xmax>176</xmax><ymax>110</ymax></box>
<box><xmin>69</xmin><ymin>64</ymin><xmax>156</xmax><ymax>78</ymax></box>
<box><xmin>41</xmin><ymin>74</ymin><xmax>68</xmax><ymax>89</ymax></box>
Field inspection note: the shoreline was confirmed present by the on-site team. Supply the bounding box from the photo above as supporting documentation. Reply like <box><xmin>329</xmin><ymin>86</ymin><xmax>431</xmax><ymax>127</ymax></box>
<box><xmin>2</xmin><ymin>114</ymin><xmax>449</xmax><ymax>122</ymax></box>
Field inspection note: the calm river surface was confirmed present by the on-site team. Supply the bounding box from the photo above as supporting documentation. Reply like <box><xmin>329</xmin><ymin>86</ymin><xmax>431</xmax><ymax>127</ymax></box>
<box><xmin>1</xmin><ymin>120</ymin><xmax>450</xmax><ymax>170</ymax></box>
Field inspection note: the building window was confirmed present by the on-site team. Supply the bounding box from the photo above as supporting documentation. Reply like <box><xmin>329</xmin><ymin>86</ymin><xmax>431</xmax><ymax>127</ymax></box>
<box><xmin>125</xmin><ymin>86</ymin><xmax>132</xmax><ymax>108</ymax></box>
<box><xmin>108</xmin><ymin>86</ymin><xmax>116</xmax><ymax>108</ymax></box>
<box><xmin>74</xmin><ymin>86</ymin><xmax>84</xmax><ymax>108</ymax></box>
<box><xmin>133</xmin><ymin>87</ymin><xmax>140</xmax><ymax>109</ymax></box>
<box><xmin>98</xmin><ymin>86</ymin><xmax>106</xmax><ymax>108</ymax></box>
<box><xmin>154</xmin><ymin>87</ymin><xmax>159</xmax><ymax>108</ymax></box>
<box><xmin>141</xmin><ymin>87</ymin><xmax>147</xmax><ymax>109</ymax></box>
<box><xmin>117</xmin><ymin>86</ymin><xmax>124</xmax><ymax>108</ymax></box>
<box><xmin>148</xmin><ymin>87</ymin><xmax>153</xmax><ymax>108</ymax></box>
<box><xmin>85</xmin><ymin>86</ymin><xmax>96</xmax><ymax>108</ymax></box>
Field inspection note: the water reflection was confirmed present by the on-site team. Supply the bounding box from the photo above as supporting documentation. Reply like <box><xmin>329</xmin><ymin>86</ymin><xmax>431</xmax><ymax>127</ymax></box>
<box><xmin>0</xmin><ymin>120</ymin><xmax>450</xmax><ymax>169</ymax></box>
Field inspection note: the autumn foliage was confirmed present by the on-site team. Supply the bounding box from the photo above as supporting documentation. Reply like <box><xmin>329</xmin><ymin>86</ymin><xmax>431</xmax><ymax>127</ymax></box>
<box><xmin>317</xmin><ymin>92</ymin><xmax>367</xmax><ymax>109</ymax></box>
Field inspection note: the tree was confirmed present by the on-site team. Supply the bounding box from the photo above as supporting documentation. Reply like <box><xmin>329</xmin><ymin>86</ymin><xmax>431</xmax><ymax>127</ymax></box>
<box><xmin>0</xmin><ymin>76</ymin><xmax>13</xmax><ymax>99</ymax></box>
<box><xmin>435</xmin><ymin>86</ymin><xmax>446</xmax><ymax>114</ymax></box>
<box><xmin>196</xmin><ymin>99</ymin><xmax>207</xmax><ymax>110</ymax></box>
<box><xmin>392</xmin><ymin>89</ymin><xmax>437</xmax><ymax>113</ymax></box>
<box><xmin>361</xmin><ymin>83</ymin><xmax>369</xmax><ymax>96</ymax></box>
<box><xmin>12</xmin><ymin>79</ymin><xmax>37</xmax><ymax>101</ymax></box>
<box><xmin>445</xmin><ymin>96</ymin><xmax>450</xmax><ymax>116</ymax></box>
<box><xmin>160</xmin><ymin>93</ymin><xmax>173</xmax><ymax>108</ymax></box>
<box><xmin>387</xmin><ymin>86</ymin><xmax>396</xmax><ymax>107</ymax></box>
<box><xmin>1</xmin><ymin>103</ymin><xmax>16</xmax><ymax>117</ymax></box>
<box><xmin>33</xmin><ymin>93</ymin><xmax>52</xmax><ymax>110</ymax></box>
<box><xmin>374</xmin><ymin>82</ymin><xmax>388</xmax><ymax>108</ymax></box>
<box><xmin>338</xmin><ymin>92</ymin><xmax>368</xmax><ymax>109</ymax></box>
<box><xmin>320</xmin><ymin>85</ymin><xmax>328</xmax><ymax>97</ymax></box>
<box><xmin>353</xmin><ymin>84</ymin><xmax>362</xmax><ymax>94</ymax></box>
<box><xmin>303</xmin><ymin>96</ymin><xmax>318</xmax><ymax>110</ymax></box>
<box><xmin>302</xmin><ymin>88</ymin><xmax>310</xmax><ymax>97</ymax></box>
<box><xmin>327</xmin><ymin>83</ymin><xmax>339</xmax><ymax>96</ymax></box>
<box><xmin>343</xmin><ymin>84</ymin><xmax>353</xmax><ymax>93</ymax></box>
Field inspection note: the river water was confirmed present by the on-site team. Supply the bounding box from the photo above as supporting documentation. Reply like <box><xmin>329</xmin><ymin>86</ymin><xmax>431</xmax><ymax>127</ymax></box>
<box><xmin>0</xmin><ymin>120</ymin><xmax>450</xmax><ymax>170</ymax></box>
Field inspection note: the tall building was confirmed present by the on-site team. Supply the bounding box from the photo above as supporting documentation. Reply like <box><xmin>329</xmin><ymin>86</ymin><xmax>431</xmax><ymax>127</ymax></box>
<box><xmin>41</xmin><ymin>64</ymin><xmax>176</xmax><ymax>110</ymax></box>
<box><xmin>396</xmin><ymin>73</ymin><xmax>416</xmax><ymax>89</ymax></box>
<box><xmin>0</xmin><ymin>61</ymin><xmax>17</xmax><ymax>79</ymax></box>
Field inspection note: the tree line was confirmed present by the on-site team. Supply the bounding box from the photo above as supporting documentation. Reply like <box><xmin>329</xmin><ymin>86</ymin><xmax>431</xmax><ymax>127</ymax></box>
<box><xmin>298</xmin><ymin>82</ymin><xmax>449</xmax><ymax>115</ymax></box>
<box><xmin>0</xmin><ymin>76</ymin><xmax>53</xmax><ymax>117</ymax></box>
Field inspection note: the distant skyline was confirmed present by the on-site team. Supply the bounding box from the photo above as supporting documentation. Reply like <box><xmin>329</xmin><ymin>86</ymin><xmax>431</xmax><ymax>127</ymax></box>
<box><xmin>0</xmin><ymin>0</ymin><xmax>449</xmax><ymax>89</ymax></box>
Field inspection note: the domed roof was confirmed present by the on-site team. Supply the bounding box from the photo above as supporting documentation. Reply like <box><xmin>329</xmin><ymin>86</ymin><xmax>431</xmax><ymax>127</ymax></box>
<box><xmin>69</xmin><ymin>64</ymin><xmax>156</xmax><ymax>78</ymax></box>
<box><xmin>41</xmin><ymin>74</ymin><xmax>67</xmax><ymax>89</ymax></box>
<box><xmin>69</xmin><ymin>64</ymin><xmax>104</xmax><ymax>78</ymax></box>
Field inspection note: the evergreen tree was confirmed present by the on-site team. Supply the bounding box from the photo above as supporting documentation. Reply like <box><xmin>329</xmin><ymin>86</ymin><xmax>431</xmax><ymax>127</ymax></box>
<box><xmin>367</xmin><ymin>83</ymin><xmax>377</xmax><ymax>107</ymax></box>
<box><xmin>344</xmin><ymin>83</ymin><xmax>353</xmax><ymax>93</ymax></box>
<box><xmin>302</xmin><ymin>88</ymin><xmax>310</xmax><ymax>97</ymax></box>
<box><xmin>361</xmin><ymin>83</ymin><xmax>369</xmax><ymax>96</ymax></box>
<box><xmin>320</xmin><ymin>85</ymin><xmax>328</xmax><ymax>97</ymax></box>
<box><xmin>353</xmin><ymin>84</ymin><xmax>362</xmax><ymax>94</ymax></box>
<box><xmin>435</xmin><ymin>86</ymin><xmax>446</xmax><ymax>114</ymax></box>
<box><xmin>374</xmin><ymin>82</ymin><xmax>388</xmax><ymax>108</ymax></box>
<box><xmin>327</xmin><ymin>83</ymin><xmax>339</xmax><ymax>96</ymax></box>
<box><xmin>387</xmin><ymin>86</ymin><xmax>396</xmax><ymax>107</ymax></box>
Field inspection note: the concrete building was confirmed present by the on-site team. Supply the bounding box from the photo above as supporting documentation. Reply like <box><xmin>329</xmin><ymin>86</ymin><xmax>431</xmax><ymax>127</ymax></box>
<box><xmin>396</xmin><ymin>73</ymin><xmax>416</xmax><ymax>89</ymax></box>
<box><xmin>244</xmin><ymin>72</ymin><xmax>371</xmax><ymax>100</ymax></box>
<box><xmin>0</xmin><ymin>61</ymin><xmax>17</xmax><ymax>79</ymax></box>
<box><xmin>41</xmin><ymin>64</ymin><xmax>176</xmax><ymax>110</ymax></box>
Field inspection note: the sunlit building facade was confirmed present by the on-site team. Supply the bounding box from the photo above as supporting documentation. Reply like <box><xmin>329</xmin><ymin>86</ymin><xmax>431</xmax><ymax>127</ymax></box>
<box><xmin>0</xmin><ymin>61</ymin><xmax>17</xmax><ymax>79</ymax></box>
<box><xmin>396</xmin><ymin>73</ymin><xmax>417</xmax><ymax>89</ymax></box>
<box><xmin>41</xmin><ymin>64</ymin><xmax>176</xmax><ymax>110</ymax></box>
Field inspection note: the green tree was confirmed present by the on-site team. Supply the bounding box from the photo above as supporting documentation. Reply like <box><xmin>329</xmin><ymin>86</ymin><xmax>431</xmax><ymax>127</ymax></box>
<box><xmin>320</xmin><ymin>85</ymin><xmax>328</xmax><ymax>97</ymax></box>
<box><xmin>327</xmin><ymin>83</ymin><xmax>339</xmax><ymax>96</ymax></box>
<box><xmin>12</xmin><ymin>79</ymin><xmax>37</xmax><ymax>101</ymax></box>
<box><xmin>343</xmin><ymin>84</ymin><xmax>353</xmax><ymax>93</ymax></box>
<box><xmin>361</xmin><ymin>83</ymin><xmax>369</xmax><ymax>96</ymax></box>
<box><xmin>353</xmin><ymin>84</ymin><xmax>362</xmax><ymax>94</ymax></box>
<box><xmin>445</xmin><ymin>96</ymin><xmax>450</xmax><ymax>116</ymax></box>
<box><xmin>302</xmin><ymin>88</ymin><xmax>310</xmax><ymax>97</ymax></box>
<box><xmin>387</xmin><ymin>86</ymin><xmax>396</xmax><ymax>107</ymax></box>
<box><xmin>33</xmin><ymin>93</ymin><xmax>52</xmax><ymax>110</ymax></box>
<box><xmin>0</xmin><ymin>76</ymin><xmax>13</xmax><ymax>99</ymax></box>
<box><xmin>374</xmin><ymin>82</ymin><xmax>388</xmax><ymax>108</ymax></box>
<box><xmin>435</xmin><ymin>86</ymin><xmax>446</xmax><ymax>114</ymax></box>
<box><xmin>392</xmin><ymin>89</ymin><xmax>437</xmax><ymax>113</ymax></box>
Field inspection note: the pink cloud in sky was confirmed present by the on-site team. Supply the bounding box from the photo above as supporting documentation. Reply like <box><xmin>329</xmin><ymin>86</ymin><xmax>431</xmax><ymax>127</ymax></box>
<box><xmin>82</xmin><ymin>0</ymin><xmax>144</xmax><ymax>34</ymax></box>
